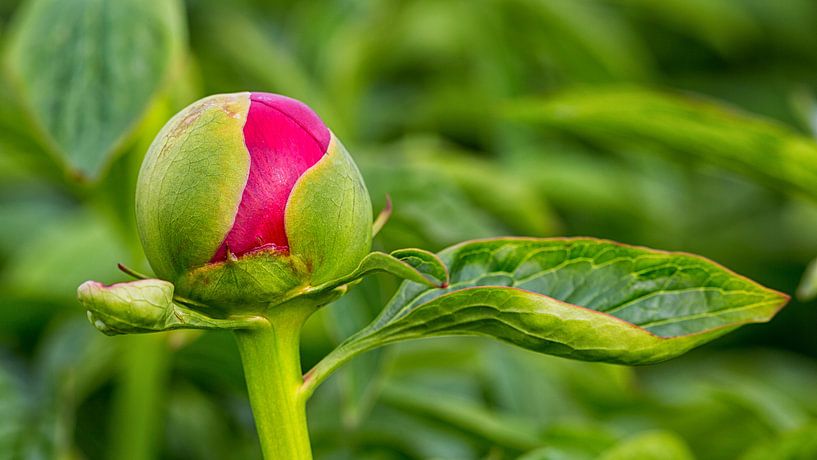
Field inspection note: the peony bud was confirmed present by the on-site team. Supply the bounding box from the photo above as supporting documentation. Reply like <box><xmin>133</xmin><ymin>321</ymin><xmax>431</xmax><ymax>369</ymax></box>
<box><xmin>136</xmin><ymin>92</ymin><xmax>372</xmax><ymax>311</ymax></box>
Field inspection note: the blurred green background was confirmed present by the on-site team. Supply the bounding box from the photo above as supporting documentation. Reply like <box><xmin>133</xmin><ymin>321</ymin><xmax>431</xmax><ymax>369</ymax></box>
<box><xmin>2</xmin><ymin>0</ymin><xmax>817</xmax><ymax>459</ymax></box>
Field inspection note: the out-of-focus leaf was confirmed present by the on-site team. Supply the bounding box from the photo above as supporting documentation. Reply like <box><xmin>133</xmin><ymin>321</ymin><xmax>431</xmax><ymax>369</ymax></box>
<box><xmin>0</xmin><ymin>358</ymin><xmax>26</xmax><ymax>460</ymax></box>
<box><xmin>614</xmin><ymin>0</ymin><xmax>759</xmax><ymax>54</ymax></box>
<box><xmin>741</xmin><ymin>423</ymin><xmax>817</xmax><ymax>460</ymax></box>
<box><xmin>345</xmin><ymin>238</ymin><xmax>788</xmax><ymax>365</ymax></box>
<box><xmin>4</xmin><ymin>0</ymin><xmax>186</xmax><ymax>180</ymax></box>
<box><xmin>0</xmin><ymin>210</ymin><xmax>125</xmax><ymax>302</ymax></box>
<box><xmin>361</xmin><ymin>155</ymin><xmax>507</xmax><ymax>250</ymax></box>
<box><xmin>360</xmin><ymin>138</ymin><xmax>559</xmax><ymax>250</ymax></box>
<box><xmin>598</xmin><ymin>430</ymin><xmax>695</xmax><ymax>460</ymax></box>
<box><xmin>483</xmin><ymin>343</ymin><xmax>636</xmax><ymax>425</ymax></box>
<box><xmin>641</xmin><ymin>349</ymin><xmax>817</xmax><ymax>424</ymax></box>
<box><xmin>15</xmin><ymin>318</ymin><xmax>120</xmax><ymax>459</ymax></box>
<box><xmin>518</xmin><ymin>446</ymin><xmax>595</xmax><ymax>460</ymax></box>
<box><xmin>510</xmin><ymin>0</ymin><xmax>653</xmax><ymax>82</ymax></box>
<box><xmin>312</xmin><ymin>404</ymin><xmax>481</xmax><ymax>459</ymax></box>
<box><xmin>0</xmin><ymin>184</ymin><xmax>74</xmax><ymax>257</ymax></box>
<box><xmin>796</xmin><ymin>257</ymin><xmax>817</xmax><ymax>301</ymax></box>
<box><xmin>506</xmin><ymin>88</ymin><xmax>817</xmax><ymax>201</ymax></box>
<box><xmin>635</xmin><ymin>349</ymin><xmax>817</xmax><ymax>459</ymax></box>
<box><xmin>400</xmin><ymin>136</ymin><xmax>559</xmax><ymax>237</ymax></box>
<box><xmin>380</xmin><ymin>382</ymin><xmax>544</xmax><ymax>451</ymax></box>
<box><xmin>322</xmin><ymin>279</ymin><xmax>386</xmax><ymax>430</ymax></box>
<box><xmin>189</xmin><ymin>5</ymin><xmax>332</xmax><ymax>126</ymax></box>
<box><xmin>0</xmin><ymin>73</ymin><xmax>57</xmax><ymax>183</ymax></box>
<box><xmin>163</xmin><ymin>380</ymin><xmax>260</xmax><ymax>460</ymax></box>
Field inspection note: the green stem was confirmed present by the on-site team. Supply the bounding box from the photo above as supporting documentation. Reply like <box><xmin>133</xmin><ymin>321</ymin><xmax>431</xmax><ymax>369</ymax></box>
<box><xmin>234</xmin><ymin>305</ymin><xmax>314</xmax><ymax>460</ymax></box>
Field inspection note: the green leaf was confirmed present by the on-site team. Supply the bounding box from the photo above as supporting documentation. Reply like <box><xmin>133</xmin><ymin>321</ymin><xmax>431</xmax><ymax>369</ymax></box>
<box><xmin>598</xmin><ymin>431</ymin><xmax>695</xmax><ymax>460</ymax></box>
<box><xmin>321</xmin><ymin>280</ymin><xmax>386</xmax><ymax>429</ymax></box>
<box><xmin>380</xmin><ymin>382</ymin><xmax>544</xmax><ymax>451</ymax></box>
<box><xmin>505</xmin><ymin>88</ymin><xmax>817</xmax><ymax>201</ymax></box>
<box><xmin>741</xmin><ymin>423</ymin><xmax>817</xmax><ymax>460</ymax></box>
<box><xmin>0</xmin><ymin>209</ymin><xmax>124</xmax><ymax>303</ymax></box>
<box><xmin>389</xmin><ymin>248</ymin><xmax>449</xmax><ymax>286</ymax></box>
<box><xmin>406</xmin><ymin>139</ymin><xmax>560</xmax><ymax>237</ymax></box>
<box><xmin>348</xmin><ymin>238</ymin><xmax>788</xmax><ymax>366</ymax></box>
<box><xmin>507</xmin><ymin>0</ymin><xmax>653</xmax><ymax>82</ymax></box>
<box><xmin>317</xmin><ymin>249</ymin><xmax>448</xmax><ymax>292</ymax></box>
<box><xmin>615</xmin><ymin>0</ymin><xmax>758</xmax><ymax>54</ymax></box>
<box><xmin>0</xmin><ymin>359</ymin><xmax>27</xmax><ymax>460</ymax></box>
<box><xmin>796</xmin><ymin>257</ymin><xmax>817</xmax><ymax>301</ymax></box>
<box><xmin>78</xmin><ymin>278</ymin><xmax>263</xmax><ymax>335</ymax></box>
<box><xmin>4</xmin><ymin>0</ymin><xmax>185</xmax><ymax>180</ymax></box>
<box><xmin>359</xmin><ymin>138</ymin><xmax>559</xmax><ymax>250</ymax></box>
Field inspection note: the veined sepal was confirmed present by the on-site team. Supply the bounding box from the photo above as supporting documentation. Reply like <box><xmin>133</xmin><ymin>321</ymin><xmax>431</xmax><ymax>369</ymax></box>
<box><xmin>79</xmin><ymin>247</ymin><xmax>448</xmax><ymax>336</ymax></box>
<box><xmin>78</xmin><ymin>278</ymin><xmax>266</xmax><ymax>335</ymax></box>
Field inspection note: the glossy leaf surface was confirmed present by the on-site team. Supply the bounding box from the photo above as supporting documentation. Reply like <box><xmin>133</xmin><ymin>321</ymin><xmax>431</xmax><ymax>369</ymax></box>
<box><xmin>350</xmin><ymin>238</ymin><xmax>788</xmax><ymax>365</ymax></box>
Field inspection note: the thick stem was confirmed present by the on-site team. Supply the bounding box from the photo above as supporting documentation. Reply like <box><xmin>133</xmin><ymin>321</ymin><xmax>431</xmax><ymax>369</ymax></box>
<box><xmin>234</xmin><ymin>305</ymin><xmax>314</xmax><ymax>460</ymax></box>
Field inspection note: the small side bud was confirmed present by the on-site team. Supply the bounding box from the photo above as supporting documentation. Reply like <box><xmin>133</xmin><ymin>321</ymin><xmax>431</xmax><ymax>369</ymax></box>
<box><xmin>78</xmin><ymin>279</ymin><xmax>177</xmax><ymax>335</ymax></box>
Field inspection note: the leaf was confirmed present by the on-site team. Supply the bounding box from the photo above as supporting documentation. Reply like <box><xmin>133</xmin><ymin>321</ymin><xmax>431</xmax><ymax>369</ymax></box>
<box><xmin>359</xmin><ymin>138</ymin><xmax>559</xmax><ymax>250</ymax></box>
<box><xmin>318</xmin><ymin>249</ymin><xmax>449</xmax><ymax>292</ymax></box>
<box><xmin>348</xmin><ymin>238</ymin><xmax>788</xmax><ymax>365</ymax></box>
<box><xmin>0</xmin><ymin>359</ymin><xmax>27</xmax><ymax>460</ymax></box>
<box><xmin>322</xmin><ymin>279</ymin><xmax>386</xmax><ymax>429</ymax></box>
<box><xmin>741</xmin><ymin>423</ymin><xmax>817</xmax><ymax>460</ymax></box>
<box><xmin>405</xmin><ymin>138</ymin><xmax>560</xmax><ymax>237</ymax></box>
<box><xmin>380</xmin><ymin>382</ymin><xmax>544</xmax><ymax>451</ymax></box>
<box><xmin>360</xmin><ymin>154</ymin><xmax>506</xmax><ymax>250</ymax></box>
<box><xmin>165</xmin><ymin>384</ymin><xmax>250</xmax><ymax>460</ymax></box>
<box><xmin>598</xmin><ymin>431</ymin><xmax>695</xmax><ymax>460</ymax></box>
<box><xmin>0</xmin><ymin>209</ymin><xmax>124</xmax><ymax>302</ymax></box>
<box><xmin>796</xmin><ymin>257</ymin><xmax>817</xmax><ymax>301</ymax></box>
<box><xmin>505</xmin><ymin>87</ymin><xmax>817</xmax><ymax>201</ymax></box>
<box><xmin>389</xmin><ymin>249</ymin><xmax>449</xmax><ymax>287</ymax></box>
<box><xmin>507</xmin><ymin>0</ymin><xmax>653</xmax><ymax>82</ymax></box>
<box><xmin>614</xmin><ymin>0</ymin><xmax>758</xmax><ymax>54</ymax></box>
<box><xmin>4</xmin><ymin>0</ymin><xmax>185</xmax><ymax>180</ymax></box>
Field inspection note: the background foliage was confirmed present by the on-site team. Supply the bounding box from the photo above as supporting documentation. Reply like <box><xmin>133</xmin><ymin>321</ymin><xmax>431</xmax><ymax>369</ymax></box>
<box><xmin>1</xmin><ymin>0</ymin><xmax>816</xmax><ymax>459</ymax></box>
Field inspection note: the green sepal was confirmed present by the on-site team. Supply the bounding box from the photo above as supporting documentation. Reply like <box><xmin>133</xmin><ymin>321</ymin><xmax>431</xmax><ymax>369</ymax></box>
<box><xmin>78</xmin><ymin>278</ymin><xmax>264</xmax><ymax>335</ymax></box>
<box><xmin>136</xmin><ymin>93</ymin><xmax>251</xmax><ymax>281</ymax></box>
<box><xmin>285</xmin><ymin>135</ymin><xmax>373</xmax><ymax>286</ymax></box>
<box><xmin>173</xmin><ymin>249</ymin><xmax>304</xmax><ymax>314</ymax></box>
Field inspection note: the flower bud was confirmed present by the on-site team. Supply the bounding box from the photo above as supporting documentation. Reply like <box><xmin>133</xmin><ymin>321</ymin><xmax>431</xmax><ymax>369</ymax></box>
<box><xmin>136</xmin><ymin>92</ymin><xmax>372</xmax><ymax>311</ymax></box>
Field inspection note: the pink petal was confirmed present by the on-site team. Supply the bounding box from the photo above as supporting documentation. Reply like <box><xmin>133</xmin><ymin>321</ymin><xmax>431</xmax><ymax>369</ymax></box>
<box><xmin>212</xmin><ymin>93</ymin><xmax>330</xmax><ymax>261</ymax></box>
